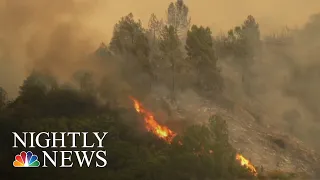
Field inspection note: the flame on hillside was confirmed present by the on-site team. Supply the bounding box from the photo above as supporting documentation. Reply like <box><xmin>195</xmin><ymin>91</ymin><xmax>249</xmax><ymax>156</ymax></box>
<box><xmin>129</xmin><ymin>96</ymin><xmax>177</xmax><ymax>143</ymax></box>
<box><xmin>129</xmin><ymin>96</ymin><xmax>257</xmax><ymax>176</ymax></box>
<box><xmin>236</xmin><ymin>154</ymin><xmax>258</xmax><ymax>176</ymax></box>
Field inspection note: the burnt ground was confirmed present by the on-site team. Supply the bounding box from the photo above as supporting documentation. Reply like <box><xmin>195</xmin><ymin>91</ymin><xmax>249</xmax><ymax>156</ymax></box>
<box><xmin>144</xmin><ymin>88</ymin><xmax>320</xmax><ymax>178</ymax></box>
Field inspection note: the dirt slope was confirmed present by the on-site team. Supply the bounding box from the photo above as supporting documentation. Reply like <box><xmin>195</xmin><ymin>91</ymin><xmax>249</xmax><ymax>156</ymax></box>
<box><xmin>146</xmin><ymin>88</ymin><xmax>320</xmax><ymax>177</ymax></box>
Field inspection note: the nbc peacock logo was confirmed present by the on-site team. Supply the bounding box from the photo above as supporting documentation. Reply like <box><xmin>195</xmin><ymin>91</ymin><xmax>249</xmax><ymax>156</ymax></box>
<box><xmin>13</xmin><ymin>151</ymin><xmax>40</xmax><ymax>167</ymax></box>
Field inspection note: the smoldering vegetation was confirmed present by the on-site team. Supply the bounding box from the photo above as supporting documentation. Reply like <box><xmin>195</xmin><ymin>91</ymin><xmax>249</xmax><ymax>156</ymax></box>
<box><xmin>0</xmin><ymin>0</ymin><xmax>320</xmax><ymax>179</ymax></box>
<box><xmin>222</xmin><ymin>13</ymin><xmax>320</xmax><ymax>151</ymax></box>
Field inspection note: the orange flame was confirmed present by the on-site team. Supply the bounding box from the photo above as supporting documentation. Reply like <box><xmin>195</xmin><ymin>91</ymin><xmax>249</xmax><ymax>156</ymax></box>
<box><xmin>129</xmin><ymin>96</ymin><xmax>257</xmax><ymax>176</ymax></box>
<box><xmin>129</xmin><ymin>96</ymin><xmax>177</xmax><ymax>143</ymax></box>
<box><xmin>236</xmin><ymin>154</ymin><xmax>258</xmax><ymax>176</ymax></box>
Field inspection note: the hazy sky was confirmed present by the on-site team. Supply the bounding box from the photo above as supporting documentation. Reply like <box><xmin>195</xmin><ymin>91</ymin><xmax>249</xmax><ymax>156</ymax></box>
<box><xmin>84</xmin><ymin>0</ymin><xmax>320</xmax><ymax>41</ymax></box>
<box><xmin>1</xmin><ymin>0</ymin><xmax>320</xmax><ymax>97</ymax></box>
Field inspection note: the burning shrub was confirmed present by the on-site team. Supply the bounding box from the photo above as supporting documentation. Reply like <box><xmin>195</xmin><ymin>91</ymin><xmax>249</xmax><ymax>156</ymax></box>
<box><xmin>160</xmin><ymin>115</ymin><xmax>257</xmax><ymax>179</ymax></box>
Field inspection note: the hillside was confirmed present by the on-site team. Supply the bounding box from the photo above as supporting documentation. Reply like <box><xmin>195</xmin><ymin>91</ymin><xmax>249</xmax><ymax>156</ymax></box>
<box><xmin>1</xmin><ymin>0</ymin><xmax>320</xmax><ymax>179</ymax></box>
<box><xmin>145</xmin><ymin>89</ymin><xmax>320</xmax><ymax>178</ymax></box>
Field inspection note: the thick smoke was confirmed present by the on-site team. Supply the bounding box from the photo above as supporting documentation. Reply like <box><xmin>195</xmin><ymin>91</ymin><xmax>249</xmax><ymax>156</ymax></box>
<box><xmin>0</xmin><ymin>0</ymin><xmax>106</xmax><ymax>97</ymax></box>
<box><xmin>0</xmin><ymin>0</ymin><xmax>320</xmax><ymax>151</ymax></box>
<box><xmin>1</xmin><ymin>0</ymin><xmax>320</xmax><ymax>97</ymax></box>
<box><xmin>221</xmin><ymin>13</ymin><xmax>320</xmax><ymax>151</ymax></box>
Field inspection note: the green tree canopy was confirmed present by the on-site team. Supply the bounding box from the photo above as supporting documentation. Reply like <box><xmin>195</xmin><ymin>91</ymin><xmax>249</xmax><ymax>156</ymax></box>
<box><xmin>0</xmin><ymin>87</ymin><xmax>7</xmax><ymax>110</ymax></box>
<box><xmin>109</xmin><ymin>13</ymin><xmax>150</xmax><ymax>58</ymax></box>
<box><xmin>223</xmin><ymin>15</ymin><xmax>261</xmax><ymax>96</ymax></box>
<box><xmin>186</xmin><ymin>25</ymin><xmax>223</xmax><ymax>92</ymax></box>
<box><xmin>186</xmin><ymin>25</ymin><xmax>217</xmax><ymax>70</ymax></box>
<box><xmin>227</xmin><ymin>15</ymin><xmax>261</xmax><ymax>64</ymax></box>
<box><xmin>159</xmin><ymin>25</ymin><xmax>182</xmax><ymax>98</ymax></box>
<box><xmin>109</xmin><ymin>13</ymin><xmax>155</xmax><ymax>92</ymax></box>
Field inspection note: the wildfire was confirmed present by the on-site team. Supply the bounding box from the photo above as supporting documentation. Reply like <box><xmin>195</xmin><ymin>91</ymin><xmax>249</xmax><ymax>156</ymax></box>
<box><xmin>129</xmin><ymin>96</ymin><xmax>257</xmax><ymax>176</ymax></box>
<box><xmin>236</xmin><ymin>154</ymin><xmax>258</xmax><ymax>176</ymax></box>
<box><xmin>129</xmin><ymin>96</ymin><xmax>177</xmax><ymax>143</ymax></box>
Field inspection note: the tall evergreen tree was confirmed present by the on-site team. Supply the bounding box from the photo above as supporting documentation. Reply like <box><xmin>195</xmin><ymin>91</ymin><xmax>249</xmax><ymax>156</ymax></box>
<box><xmin>109</xmin><ymin>13</ymin><xmax>150</xmax><ymax>58</ymax></box>
<box><xmin>159</xmin><ymin>25</ymin><xmax>182</xmax><ymax>100</ymax></box>
<box><xmin>148</xmin><ymin>13</ymin><xmax>164</xmax><ymax>44</ymax></box>
<box><xmin>166</xmin><ymin>0</ymin><xmax>191</xmax><ymax>38</ymax></box>
<box><xmin>186</xmin><ymin>25</ymin><xmax>223</xmax><ymax>92</ymax></box>
<box><xmin>109</xmin><ymin>13</ymin><xmax>154</xmax><ymax>92</ymax></box>
<box><xmin>225</xmin><ymin>15</ymin><xmax>261</xmax><ymax>96</ymax></box>
<box><xmin>0</xmin><ymin>87</ymin><xmax>7</xmax><ymax>110</ymax></box>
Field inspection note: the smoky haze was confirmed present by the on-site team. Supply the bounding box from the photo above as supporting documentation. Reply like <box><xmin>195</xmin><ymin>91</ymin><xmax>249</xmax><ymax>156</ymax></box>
<box><xmin>221</xmin><ymin>13</ymin><xmax>320</xmax><ymax>151</ymax></box>
<box><xmin>0</xmin><ymin>0</ymin><xmax>106</xmax><ymax>97</ymax></box>
<box><xmin>1</xmin><ymin>0</ymin><xmax>320</xmax><ymax>96</ymax></box>
<box><xmin>0</xmin><ymin>0</ymin><xmax>320</xmax><ymax>151</ymax></box>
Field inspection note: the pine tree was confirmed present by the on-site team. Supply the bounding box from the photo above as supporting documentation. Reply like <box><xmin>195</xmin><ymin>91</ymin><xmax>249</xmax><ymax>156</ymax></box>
<box><xmin>109</xmin><ymin>13</ymin><xmax>154</xmax><ymax>91</ymax></box>
<box><xmin>159</xmin><ymin>25</ymin><xmax>182</xmax><ymax>100</ymax></box>
<box><xmin>166</xmin><ymin>0</ymin><xmax>191</xmax><ymax>38</ymax></box>
<box><xmin>148</xmin><ymin>13</ymin><xmax>164</xmax><ymax>44</ymax></box>
<box><xmin>186</xmin><ymin>25</ymin><xmax>223</xmax><ymax>92</ymax></box>
<box><xmin>225</xmin><ymin>15</ymin><xmax>261</xmax><ymax>96</ymax></box>
<box><xmin>109</xmin><ymin>13</ymin><xmax>149</xmax><ymax>58</ymax></box>
<box><xmin>0</xmin><ymin>87</ymin><xmax>7</xmax><ymax>110</ymax></box>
